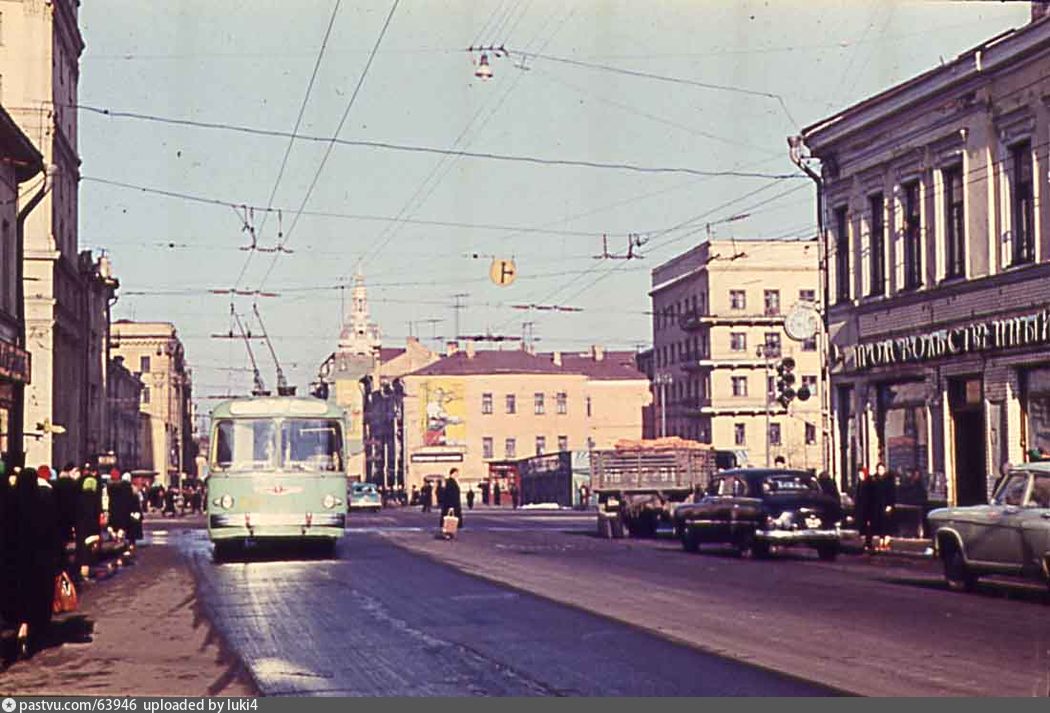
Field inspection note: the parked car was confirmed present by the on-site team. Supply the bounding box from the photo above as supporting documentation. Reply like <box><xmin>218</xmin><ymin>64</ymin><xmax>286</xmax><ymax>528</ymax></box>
<box><xmin>348</xmin><ymin>482</ymin><xmax>382</xmax><ymax>513</ymax></box>
<box><xmin>928</xmin><ymin>463</ymin><xmax>1050</xmax><ymax>591</ymax></box>
<box><xmin>672</xmin><ymin>468</ymin><xmax>845</xmax><ymax>560</ymax></box>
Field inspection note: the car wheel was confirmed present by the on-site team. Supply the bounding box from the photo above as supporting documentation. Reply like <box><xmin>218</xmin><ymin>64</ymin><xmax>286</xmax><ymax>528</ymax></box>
<box><xmin>681</xmin><ymin>527</ymin><xmax>699</xmax><ymax>553</ymax></box>
<box><xmin>816</xmin><ymin>544</ymin><xmax>839</xmax><ymax>562</ymax></box>
<box><xmin>943</xmin><ymin>545</ymin><xmax>977</xmax><ymax>592</ymax></box>
<box><xmin>749</xmin><ymin>540</ymin><xmax>771</xmax><ymax>559</ymax></box>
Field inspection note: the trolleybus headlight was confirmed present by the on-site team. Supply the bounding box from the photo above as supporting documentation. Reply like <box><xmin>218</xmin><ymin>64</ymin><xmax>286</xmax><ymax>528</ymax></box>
<box><xmin>219</xmin><ymin>494</ymin><xmax>234</xmax><ymax>510</ymax></box>
<box><xmin>322</xmin><ymin>494</ymin><xmax>342</xmax><ymax>509</ymax></box>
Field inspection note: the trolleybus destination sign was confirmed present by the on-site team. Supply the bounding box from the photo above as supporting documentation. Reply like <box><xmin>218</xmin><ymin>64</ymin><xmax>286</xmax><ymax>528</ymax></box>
<box><xmin>845</xmin><ymin>307</ymin><xmax>1050</xmax><ymax>372</ymax></box>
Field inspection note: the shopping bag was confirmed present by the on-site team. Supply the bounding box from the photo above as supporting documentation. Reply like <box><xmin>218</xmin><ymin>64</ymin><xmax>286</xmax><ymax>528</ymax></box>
<box><xmin>52</xmin><ymin>571</ymin><xmax>78</xmax><ymax>614</ymax></box>
<box><xmin>441</xmin><ymin>509</ymin><xmax>459</xmax><ymax>538</ymax></box>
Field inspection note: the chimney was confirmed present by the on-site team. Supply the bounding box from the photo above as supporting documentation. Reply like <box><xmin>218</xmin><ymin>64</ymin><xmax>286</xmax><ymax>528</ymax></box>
<box><xmin>445</xmin><ymin>341</ymin><xmax>459</xmax><ymax>357</ymax></box>
<box><xmin>465</xmin><ymin>339</ymin><xmax>476</xmax><ymax>359</ymax></box>
<box><xmin>591</xmin><ymin>344</ymin><xmax>605</xmax><ymax>362</ymax></box>
<box><xmin>1034</xmin><ymin>1</ymin><xmax>1050</xmax><ymax>22</ymax></box>
<box><xmin>552</xmin><ymin>351</ymin><xmax>562</xmax><ymax>367</ymax></box>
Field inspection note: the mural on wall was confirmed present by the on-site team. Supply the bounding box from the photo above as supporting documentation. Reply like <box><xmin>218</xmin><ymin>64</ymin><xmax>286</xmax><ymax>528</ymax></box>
<box><xmin>421</xmin><ymin>379</ymin><xmax>466</xmax><ymax>447</ymax></box>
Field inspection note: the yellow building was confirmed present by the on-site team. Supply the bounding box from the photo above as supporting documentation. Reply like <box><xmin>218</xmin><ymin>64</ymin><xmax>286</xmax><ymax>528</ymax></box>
<box><xmin>401</xmin><ymin>342</ymin><xmax>651</xmax><ymax>492</ymax></box>
<box><xmin>650</xmin><ymin>239</ymin><xmax>825</xmax><ymax>469</ymax></box>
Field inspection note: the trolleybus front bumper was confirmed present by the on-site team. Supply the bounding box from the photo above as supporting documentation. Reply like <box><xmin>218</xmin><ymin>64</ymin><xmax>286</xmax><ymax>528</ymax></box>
<box><xmin>209</xmin><ymin>512</ymin><xmax>345</xmax><ymax>540</ymax></box>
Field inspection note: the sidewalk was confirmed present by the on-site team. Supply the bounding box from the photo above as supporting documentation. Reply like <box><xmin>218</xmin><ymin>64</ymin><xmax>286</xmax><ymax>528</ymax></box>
<box><xmin>0</xmin><ymin>523</ymin><xmax>256</xmax><ymax>696</ymax></box>
<box><xmin>840</xmin><ymin>535</ymin><xmax>932</xmax><ymax>559</ymax></box>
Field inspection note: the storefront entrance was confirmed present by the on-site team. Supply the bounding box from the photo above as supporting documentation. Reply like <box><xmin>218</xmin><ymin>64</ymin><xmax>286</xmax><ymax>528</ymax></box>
<box><xmin>949</xmin><ymin>377</ymin><xmax>986</xmax><ymax>506</ymax></box>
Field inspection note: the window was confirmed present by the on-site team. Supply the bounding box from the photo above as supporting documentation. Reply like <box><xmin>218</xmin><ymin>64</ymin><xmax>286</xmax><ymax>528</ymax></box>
<box><xmin>280</xmin><ymin>419</ymin><xmax>344</xmax><ymax>472</ymax></box>
<box><xmin>534</xmin><ymin>393</ymin><xmax>545</xmax><ymax>415</ymax></box>
<box><xmin>764</xmin><ymin>289</ymin><xmax>780</xmax><ymax>316</ymax></box>
<box><xmin>799</xmin><ymin>289</ymin><xmax>815</xmax><ymax>303</ymax></box>
<box><xmin>730</xmin><ymin>332</ymin><xmax>747</xmax><ymax>352</ymax></box>
<box><xmin>769</xmin><ymin>423</ymin><xmax>782</xmax><ymax>446</ymax></box>
<box><xmin>505</xmin><ymin>438</ymin><xmax>516</xmax><ymax>459</ymax></box>
<box><xmin>535</xmin><ymin>436</ymin><xmax>546</xmax><ymax>456</ymax></box>
<box><xmin>482</xmin><ymin>437</ymin><xmax>494</xmax><ymax>459</ymax></box>
<box><xmin>834</xmin><ymin>206</ymin><xmax>850</xmax><ymax>302</ymax></box>
<box><xmin>801</xmin><ymin>375</ymin><xmax>818</xmax><ymax>393</ymax></box>
<box><xmin>903</xmin><ymin>181</ymin><xmax>922</xmax><ymax>289</ymax></box>
<box><xmin>802</xmin><ymin>336</ymin><xmax>817</xmax><ymax>352</ymax></box>
<box><xmin>734</xmin><ymin>423</ymin><xmax>746</xmax><ymax>446</ymax></box>
<box><xmin>556</xmin><ymin>392</ymin><xmax>567</xmax><ymax>415</ymax></box>
<box><xmin>140</xmin><ymin>355</ymin><xmax>151</xmax><ymax>373</ymax></box>
<box><xmin>585</xmin><ymin>396</ymin><xmax>592</xmax><ymax>418</ymax></box>
<box><xmin>557</xmin><ymin>435</ymin><xmax>568</xmax><ymax>452</ymax></box>
<box><xmin>805</xmin><ymin>423</ymin><xmax>817</xmax><ymax>445</ymax></box>
<box><xmin>942</xmin><ymin>165</ymin><xmax>965</xmax><ymax>279</ymax></box>
<box><xmin>505</xmin><ymin>394</ymin><xmax>516</xmax><ymax>414</ymax></box>
<box><xmin>1011</xmin><ymin>141</ymin><xmax>1035</xmax><ymax>266</ymax></box>
<box><xmin>729</xmin><ymin>290</ymin><xmax>746</xmax><ymax>310</ymax></box>
<box><xmin>764</xmin><ymin>332</ymin><xmax>781</xmax><ymax>357</ymax></box>
<box><xmin>141</xmin><ymin>387</ymin><xmax>151</xmax><ymax>405</ymax></box>
<box><xmin>731</xmin><ymin>376</ymin><xmax>748</xmax><ymax>397</ymax></box>
<box><xmin>869</xmin><ymin>193</ymin><xmax>885</xmax><ymax>295</ymax></box>
<box><xmin>481</xmin><ymin>392</ymin><xmax>493</xmax><ymax>415</ymax></box>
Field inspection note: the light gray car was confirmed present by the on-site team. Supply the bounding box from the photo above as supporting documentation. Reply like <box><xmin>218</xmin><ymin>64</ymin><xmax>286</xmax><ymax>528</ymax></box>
<box><xmin>928</xmin><ymin>462</ymin><xmax>1050</xmax><ymax>591</ymax></box>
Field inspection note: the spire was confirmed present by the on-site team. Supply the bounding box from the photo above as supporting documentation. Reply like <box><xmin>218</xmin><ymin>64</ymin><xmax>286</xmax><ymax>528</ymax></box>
<box><xmin>339</xmin><ymin>270</ymin><xmax>381</xmax><ymax>355</ymax></box>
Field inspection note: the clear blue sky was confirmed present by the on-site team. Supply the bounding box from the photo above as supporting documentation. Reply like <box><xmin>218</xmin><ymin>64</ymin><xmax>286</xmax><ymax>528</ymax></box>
<box><xmin>77</xmin><ymin>0</ymin><xmax>1030</xmax><ymax>401</ymax></box>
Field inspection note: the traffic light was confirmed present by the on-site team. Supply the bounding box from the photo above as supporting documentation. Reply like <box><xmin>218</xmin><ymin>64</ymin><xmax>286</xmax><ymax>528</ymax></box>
<box><xmin>775</xmin><ymin>357</ymin><xmax>796</xmax><ymax>409</ymax></box>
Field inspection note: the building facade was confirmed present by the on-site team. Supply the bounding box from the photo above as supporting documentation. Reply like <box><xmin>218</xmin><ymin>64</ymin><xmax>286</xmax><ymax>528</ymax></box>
<box><xmin>110</xmin><ymin>321</ymin><xmax>193</xmax><ymax>483</ymax></box>
<box><xmin>0</xmin><ymin>106</ymin><xmax>43</xmax><ymax>470</ymax></box>
<box><xmin>400</xmin><ymin>343</ymin><xmax>651</xmax><ymax>493</ymax></box>
<box><xmin>649</xmin><ymin>240</ymin><xmax>824</xmax><ymax>468</ymax></box>
<box><xmin>800</xmin><ymin>12</ymin><xmax>1050</xmax><ymax>503</ymax></box>
<box><xmin>106</xmin><ymin>355</ymin><xmax>144</xmax><ymax>472</ymax></box>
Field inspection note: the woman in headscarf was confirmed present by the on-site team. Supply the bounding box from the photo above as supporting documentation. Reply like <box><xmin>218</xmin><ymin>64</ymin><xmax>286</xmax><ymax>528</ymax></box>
<box><xmin>10</xmin><ymin>466</ymin><xmax>61</xmax><ymax>657</ymax></box>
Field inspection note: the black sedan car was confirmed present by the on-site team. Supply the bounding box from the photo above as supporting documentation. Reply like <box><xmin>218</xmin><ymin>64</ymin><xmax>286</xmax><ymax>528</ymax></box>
<box><xmin>672</xmin><ymin>468</ymin><xmax>845</xmax><ymax>560</ymax></box>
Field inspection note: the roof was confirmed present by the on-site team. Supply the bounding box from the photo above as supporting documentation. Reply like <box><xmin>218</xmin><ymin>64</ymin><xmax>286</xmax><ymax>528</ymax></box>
<box><xmin>406</xmin><ymin>349</ymin><xmax>646</xmax><ymax>381</ymax></box>
<box><xmin>379</xmin><ymin>347</ymin><xmax>406</xmax><ymax>363</ymax></box>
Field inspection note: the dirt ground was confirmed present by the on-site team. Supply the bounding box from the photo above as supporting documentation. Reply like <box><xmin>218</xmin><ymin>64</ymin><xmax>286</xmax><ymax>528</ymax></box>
<box><xmin>0</xmin><ymin>536</ymin><xmax>257</xmax><ymax>696</ymax></box>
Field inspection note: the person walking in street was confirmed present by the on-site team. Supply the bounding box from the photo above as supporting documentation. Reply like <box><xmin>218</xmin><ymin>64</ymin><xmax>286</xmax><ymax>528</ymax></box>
<box><xmin>510</xmin><ymin>482</ymin><xmax>519</xmax><ymax>509</ymax></box>
<box><xmin>440</xmin><ymin>468</ymin><xmax>463</xmax><ymax>530</ymax></box>
<box><xmin>854</xmin><ymin>466</ymin><xmax>879</xmax><ymax>553</ymax></box>
<box><xmin>163</xmin><ymin>485</ymin><xmax>177</xmax><ymax>517</ymax></box>
<box><xmin>410</xmin><ymin>484</ymin><xmax>419</xmax><ymax>506</ymax></box>
<box><xmin>124</xmin><ymin>474</ymin><xmax>144</xmax><ymax>550</ymax></box>
<box><xmin>9</xmin><ymin>466</ymin><xmax>61</xmax><ymax>658</ymax></box>
<box><xmin>493</xmin><ymin>482</ymin><xmax>502</xmax><ymax>507</ymax></box>
<box><xmin>53</xmin><ymin>463</ymin><xmax>79</xmax><ymax>576</ymax></box>
<box><xmin>466</xmin><ymin>487</ymin><xmax>475</xmax><ymax>510</ymax></box>
<box><xmin>420</xmin><ymin>481</ymin><xmax>433</xmax><ymax>513</ymax></box>
<box><xmin>75</xmin><ymin>467</ymin><xmax>102</xmax><ymax>583</ymax></box>
<box><xmin>875</xmin><ymin>463</ymin><xmax>896</xmax><ymax>552</ymax></box>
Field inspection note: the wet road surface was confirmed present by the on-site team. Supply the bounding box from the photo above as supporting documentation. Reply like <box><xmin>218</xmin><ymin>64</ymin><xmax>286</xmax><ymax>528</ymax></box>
<box><xmin>176</xmin><ymin>515</ymin><xmax>837</xmax><ymax>697</ymax></box>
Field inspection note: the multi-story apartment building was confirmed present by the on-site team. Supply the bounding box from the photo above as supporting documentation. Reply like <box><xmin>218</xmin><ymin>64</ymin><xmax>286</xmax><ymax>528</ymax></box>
<box><xmin>400</xmin><ymin>343</ymin><xmax>650</xmax><ymax>492</ymax></box>
<box><xmin>798</xmin><ymin>10</ymin><xmax>1050</xmax><ymax>503</ymax></box>
<box><xmin>650</xmin><ymin>240</ymin><xmax>824</xmax><ymax>468</ymax></box>
<box><xmin>106</xmin><ymin>355</ymin><xmax>144</xmax><ymax>472</ymax></box>
<box><xmin>0</xmin><ymin>106</ymin><xmax>43</xmax><ymax>470</ymax></box>
<box><xmin>110</xmin><ymin>321</ymin><xmax>193</xmax><ymax>483</ymax></box>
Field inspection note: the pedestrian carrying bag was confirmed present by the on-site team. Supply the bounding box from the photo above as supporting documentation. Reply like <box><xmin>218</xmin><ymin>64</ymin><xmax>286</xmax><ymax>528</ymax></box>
<box><xmin>52</xmin><ymin>571</ymin><xmax>78</xmax><ymax>614</ymax></box>
<box><xmin>441</xmin><ymin>509</ymin><xmax>459</xmax><ymax>538</ymax></box>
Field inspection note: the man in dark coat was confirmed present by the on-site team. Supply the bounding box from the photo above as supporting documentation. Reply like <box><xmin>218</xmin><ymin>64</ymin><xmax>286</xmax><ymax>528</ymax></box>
<box><xmin>75</xmin><ymin>468</ymin><xmax>103</xmax><ymax>582</ymax></box>
<box><xmin>108</xmin><ymin>475</ymin><xmax>135</xmax><ymax>545</ymax></box>
<box><xmin>12</xmin><ymin>467</ymin><xmax>61</xmax><ymax>657</ymax></box>
<box><xmin>440</xmin><ymin>468</ymin><xmax>463</xmax><ymax>529</ymax></box>
<box><xmin>466</xmin><ymin>487</ymin><xmax>475</xmax><ymax>510</ymax></box>
<box><xmin>874</xmin><ymin>463</ymin><xmax>896</xmax><ymax>550</ymax></box>
<box><xmin>420</xmin><ymin>481</ymin><xmax>432</xmax><ymax>513</ymax></box>
<box><xmin>854</xmin><ymin>466</ymin><xmax>879</xmax><ymax>553</ymax></box>
<box><xmin>493</xmin><ymin>482</ymin><xmax>502</xmax><ymax>507</ymax></box>
<box><xmin>52</xmin><ymin>464</ymin><xmax>79</xmax><ymax>573</ymax></box>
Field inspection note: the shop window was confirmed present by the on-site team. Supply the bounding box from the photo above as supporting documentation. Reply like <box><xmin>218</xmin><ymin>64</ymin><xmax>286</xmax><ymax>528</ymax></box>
<box><xmin>942</xmin><ymin>165</ymin><xmax>965</xmax><ymax>279</ymax></box>
<box><xmin>1023</xmin><ymin>369</ymin><xmax>1050</xmax><ymax>458</ymax></box>
<box><xmin>869</xmin><ymin>193</ymin><xmax>885</xmax><ymax>295</ymax></box>
<box><xmin>877</xmin><ymin>382</ymin><xmax>929</xmax><ymax>478</ymax></box>
<box><xmin>903</xmin><ymin>181</ymin><xmax>923</xmax><ymax>289</ymax></box>
<box><xmin>1011</xmin><ymin>141</ymin><xmax>1035</xmax><ymax>266</ymax></box>
<box><xmin>834</xmin><ymin>206</ymin><xmax>850</xmax><ymax>302</ymax></box>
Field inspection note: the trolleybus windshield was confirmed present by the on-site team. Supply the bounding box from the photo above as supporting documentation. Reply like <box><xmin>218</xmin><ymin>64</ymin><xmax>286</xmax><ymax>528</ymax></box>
<box><xmin>213</xmin><ymin>417</ymin><xmax>343</xmax><ymax>472</ymax></box>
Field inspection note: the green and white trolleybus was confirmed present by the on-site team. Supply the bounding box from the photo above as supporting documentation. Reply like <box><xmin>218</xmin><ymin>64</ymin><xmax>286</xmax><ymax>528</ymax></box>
<box><xmin>206</xmin><ymin>395</ymin><xmax>347</xmax><ymax>555</ymax></box>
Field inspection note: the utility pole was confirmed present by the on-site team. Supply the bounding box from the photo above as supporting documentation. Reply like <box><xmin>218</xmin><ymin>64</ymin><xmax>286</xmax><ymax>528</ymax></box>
<box><xmin>451</xmin><ymin>293</ymin><xmax>470</xmax><ymax>341</ymax></box>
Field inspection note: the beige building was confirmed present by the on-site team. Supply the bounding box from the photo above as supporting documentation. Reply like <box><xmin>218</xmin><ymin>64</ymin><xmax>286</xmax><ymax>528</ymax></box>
<box><xmin>110</xmin><ymin>321</ymin><xmax>193</xmax><ymax>483</ymax></box>
<box><xmin>401</xmin><ymin>343</ymin><xmax>650</xmax><ymax>492</ymax></box>
<box><xmin>1</xmin><ymin>0</ymin><xmax>119</xmax><ymax>468</ymax></box>
<box><xmin>650</xmin><ymin>239</ymin><xmax>824</xmax><ymax>469</ymax></box>
<box><xmin>799</xmin><ymin>9</ymin><xmax>1050</xmax><ymax>503</ymax></box>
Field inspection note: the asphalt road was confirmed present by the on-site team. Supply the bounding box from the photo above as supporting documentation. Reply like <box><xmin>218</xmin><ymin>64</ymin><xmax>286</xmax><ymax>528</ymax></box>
<box><xmin>176</xmin><ymin>511</ymin><xmax>835</xmax><ymax>697</ymax></box>
<box><xmin>371</xmin><ymin>507</ymin><xmax>1050</xmax><ymax>696</ymax></box>
<box><xmin>174</xmin><ymin>507</ymin><xmax>1050</xmax><ymax>696</ymax></box>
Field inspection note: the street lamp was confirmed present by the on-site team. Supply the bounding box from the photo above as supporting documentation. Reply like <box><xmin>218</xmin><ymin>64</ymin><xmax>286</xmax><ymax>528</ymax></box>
<box><xmin>654</xmin><ymin>373</ymin><xmax>673</xmax><ymax>438</ymax></box>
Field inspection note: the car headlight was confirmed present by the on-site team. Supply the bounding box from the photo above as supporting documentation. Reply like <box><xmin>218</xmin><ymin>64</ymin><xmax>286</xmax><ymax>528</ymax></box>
<box><xmin>322</xmin><ymin>494</ymin><xmax>343</xmax><ymax>509</ymax></box>
<box><xmin>216</xmin><ymin>494</ymin><xmax>234</xmax><ymax>510</ymax></box>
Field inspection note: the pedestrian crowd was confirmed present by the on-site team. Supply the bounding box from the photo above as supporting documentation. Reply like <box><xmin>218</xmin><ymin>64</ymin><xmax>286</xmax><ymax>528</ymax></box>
<box><xmin>851</xmin><ymin>463</ymin><xmax>931</xmax><ymax>552</ymax></box>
